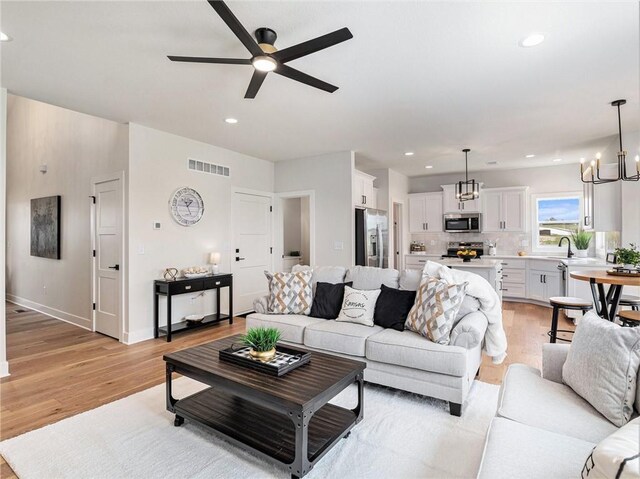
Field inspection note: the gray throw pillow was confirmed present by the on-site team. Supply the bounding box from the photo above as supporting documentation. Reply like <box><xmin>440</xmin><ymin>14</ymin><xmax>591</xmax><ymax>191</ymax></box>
<box><xmin>562</xmin><ymin>312</ymin><xmax>640</xmax><ymax>427</ymax></box>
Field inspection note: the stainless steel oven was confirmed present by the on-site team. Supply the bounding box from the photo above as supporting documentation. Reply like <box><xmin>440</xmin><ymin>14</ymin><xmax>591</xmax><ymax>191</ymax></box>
<box><xmin>443</xmin><ymin>213</ymin><xmax>482</xmax><ymax>233</ymax></box>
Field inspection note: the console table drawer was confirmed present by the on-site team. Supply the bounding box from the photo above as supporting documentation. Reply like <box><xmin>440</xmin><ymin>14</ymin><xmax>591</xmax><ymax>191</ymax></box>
<box><xmin>204</xmin><ymin>276</ymin><xmax>232</xmax><ymax>289</ymax></box>
<box><xmin>169</xmin><ymin>280</ymin><xmax>204</xmax><ymax>295</ymax></box>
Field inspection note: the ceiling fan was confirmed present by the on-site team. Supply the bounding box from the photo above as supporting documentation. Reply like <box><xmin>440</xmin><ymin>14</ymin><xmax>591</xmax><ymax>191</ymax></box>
<box><xmin>168</xmin><ymin>0</ymin><xmax>353</xmax><ymax>99</ymax></box>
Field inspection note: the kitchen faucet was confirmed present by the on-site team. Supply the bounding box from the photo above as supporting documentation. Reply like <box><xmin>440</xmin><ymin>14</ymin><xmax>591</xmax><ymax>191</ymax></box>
<box><xmin>558</xmin><ymin>236</ymin><xmax>574</xmax><ymax>258</ymax></box>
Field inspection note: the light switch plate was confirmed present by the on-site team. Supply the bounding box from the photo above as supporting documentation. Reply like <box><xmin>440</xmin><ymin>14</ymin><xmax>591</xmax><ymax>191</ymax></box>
<box><xmin>334</xmin><ymin>241</ymin><xmax>344</xmax><ymax>250</ymax></box>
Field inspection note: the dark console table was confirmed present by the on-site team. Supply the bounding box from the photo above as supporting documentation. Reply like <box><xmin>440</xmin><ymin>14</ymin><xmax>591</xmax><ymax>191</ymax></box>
<box><xmin>154</xmin><ymin>274</ymin><xmax>233</xmax><ymax>342</ymax></box>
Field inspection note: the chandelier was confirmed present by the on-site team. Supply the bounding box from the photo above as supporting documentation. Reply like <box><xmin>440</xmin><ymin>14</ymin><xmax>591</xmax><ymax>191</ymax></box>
<box><xmin>456</xmin><ymin>148</ymin><xmax>479</xmax><ymax>201</ymax></box>
<box><xmin>580</xmin><ymin>99</ymin><xmax>639</xmax><ymax>184</ymax></box>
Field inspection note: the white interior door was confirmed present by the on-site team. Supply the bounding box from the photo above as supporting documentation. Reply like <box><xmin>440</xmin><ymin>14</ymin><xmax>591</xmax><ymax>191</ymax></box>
<box><xmin>232</xmin><ymin>192</ymin><xmax>272</xmax><ymax>313</ymax></box>
<box><xmin>93</xmin><ymin>176</ymin><xmax>122</xmax><ymax>339</ymax></box>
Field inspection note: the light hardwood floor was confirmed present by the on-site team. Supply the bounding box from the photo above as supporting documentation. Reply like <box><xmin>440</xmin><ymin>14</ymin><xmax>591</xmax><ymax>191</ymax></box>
<box><xmin>0</xmin><ymin>300</ymin><xmax>574</xmax><ymax>477</ymax></box>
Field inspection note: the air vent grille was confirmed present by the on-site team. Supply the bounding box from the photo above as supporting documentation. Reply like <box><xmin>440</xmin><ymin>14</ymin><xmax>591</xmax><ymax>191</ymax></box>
<box><xmin>188</xmin><ymin>158</ymin><xmax>230</xmax><ymax>177</ymax></box>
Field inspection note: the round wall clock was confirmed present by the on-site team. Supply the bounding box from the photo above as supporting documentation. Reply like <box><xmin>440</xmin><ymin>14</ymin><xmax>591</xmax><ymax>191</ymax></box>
<box><xmin>169</xmin><ymin>187</ymin><xmax>204</xmax><ymax>226</ymax></box>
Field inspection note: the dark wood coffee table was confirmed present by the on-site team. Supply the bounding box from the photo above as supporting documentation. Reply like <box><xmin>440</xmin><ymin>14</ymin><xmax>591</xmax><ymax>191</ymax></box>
<box><xmin>163</xmin><ymin>335</ymin><xmax>365</xmax><ymax>478</ymax></box>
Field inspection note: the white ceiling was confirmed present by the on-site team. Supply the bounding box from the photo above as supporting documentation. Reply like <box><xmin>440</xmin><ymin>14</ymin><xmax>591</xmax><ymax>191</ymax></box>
<box><xmin>1</xmin><ymin>1</ymin><xmax>639</xmax><ymax>177</ymax></box>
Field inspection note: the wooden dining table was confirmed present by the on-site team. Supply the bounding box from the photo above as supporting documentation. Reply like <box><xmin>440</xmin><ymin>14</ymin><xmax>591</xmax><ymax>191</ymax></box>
<box><xmin>570</xmin><ymin>270</ymin><xmax>640</xmax><ymax>321</ymax></box>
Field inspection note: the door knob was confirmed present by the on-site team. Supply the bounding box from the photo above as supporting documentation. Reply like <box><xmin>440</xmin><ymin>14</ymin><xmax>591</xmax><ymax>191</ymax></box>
<box><xmin>236</xmin><ymin>257</ymin><xmax>246</xmax><ymax>262</ymax></box>
<box><xmin>108</xmin><ymin>264</ymin><xmax>120</xmax><ymax>271</ymax></box>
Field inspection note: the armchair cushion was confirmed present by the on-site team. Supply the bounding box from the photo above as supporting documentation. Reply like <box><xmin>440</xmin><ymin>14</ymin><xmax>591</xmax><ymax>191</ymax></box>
<box><xmin>542</xmin><ymin>343</ymin><xmax>571</xmax><ymax>384</ymax></box>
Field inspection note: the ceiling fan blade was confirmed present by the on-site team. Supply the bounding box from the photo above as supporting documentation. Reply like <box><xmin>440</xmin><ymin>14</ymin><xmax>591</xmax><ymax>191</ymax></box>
<box><xmin>207</xmin><ymin>0</ymin><xmax>263</xmax><ymax>57</ymax></box>
<box><xmin>245</xmin><ymin>70</ymin><xmax>268</xmax><ymax>99</ymax></box>
<box><xmin>167</xmin><ymin>56</ymin><xmax>251</xmax><ymax>65</ymax></box>
<box><xmin>272</xmin><ymin>27</ymin><xmax>353</xmax><ymax>63</ymax></box>
<box><xmin>275</xmin><ymin>64</ymin><xmax>338</xmax><ymax>93</ymax></box>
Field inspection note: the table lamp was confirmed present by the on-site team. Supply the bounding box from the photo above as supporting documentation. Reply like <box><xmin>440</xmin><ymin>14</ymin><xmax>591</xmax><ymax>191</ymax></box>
<box><xmin>209</xmin><ymin>252</ymin><xmax>221</xmax><ymax>274</ymax></box>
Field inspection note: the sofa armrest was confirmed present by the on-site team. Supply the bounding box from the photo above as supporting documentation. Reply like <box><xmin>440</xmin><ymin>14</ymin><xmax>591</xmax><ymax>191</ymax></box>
<box><xmin>253</xmin><ymin>295</ymin><xmax>270</xmax><ymax>314</ymax></box>
<box><xmin>450</xmin><ymin>311</ymin><xmax>488</xmax><ymax>349</ymax></box>
<box><xmin>542</xmin><ymin>343</ymin><xmax>570</xmax><ymax>384</ymax></box>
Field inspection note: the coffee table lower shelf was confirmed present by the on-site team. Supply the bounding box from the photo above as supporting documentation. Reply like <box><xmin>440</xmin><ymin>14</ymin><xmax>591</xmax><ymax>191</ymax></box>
<box><xmin>173</xmin><ymin>387</ymin><xmax>357</xmax><ymax>467</ymax></box>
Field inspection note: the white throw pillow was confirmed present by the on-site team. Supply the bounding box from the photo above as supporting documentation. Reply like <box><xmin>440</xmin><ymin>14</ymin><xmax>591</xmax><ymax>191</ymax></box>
<box><xmin>582</xmin><ymin>417</ymin><xmax>640</xmax><ymax>479</ymax></box>
<box><xmin>563</xmin><ymin>312</ymin><xmax>640</xmax><ymax>427</ymax></box>
<box><xmin>336</xmin><ymin>286</ymin><xmax>381</xmax><ymax>327</ymax></box>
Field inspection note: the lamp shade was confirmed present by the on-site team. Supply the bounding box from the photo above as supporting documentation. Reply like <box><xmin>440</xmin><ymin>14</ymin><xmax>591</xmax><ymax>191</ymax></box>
<box><xmin>209</xmin><ymin>252</ymin><xmax>221</xmax><ymax>264</ymax></box>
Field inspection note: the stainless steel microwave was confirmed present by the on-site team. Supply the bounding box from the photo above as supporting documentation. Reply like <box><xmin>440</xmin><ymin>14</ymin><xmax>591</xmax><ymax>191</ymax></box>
<box><xmin>443</xmin><ymin>213</ymin><xmax>482</xmax><ymax>233</ymax></box>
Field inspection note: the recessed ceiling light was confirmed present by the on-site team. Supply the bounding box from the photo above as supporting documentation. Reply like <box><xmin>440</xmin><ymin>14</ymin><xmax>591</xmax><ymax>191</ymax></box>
<box><xmin>525</xmin><ymin>154</ymin><xmax>535</xmax><ymax>158</ymax></box>
<box><xmin>552</xmin><ymin>158</ymin><xmax>563</xmax><ymax>162</ymax></box>
<box><xmin>0</xmin><ymin>32</ymin><xmax>11</xmax><ymax>42</ymax></box>
<box><xmin>224</xmin><ymin>118</ymin><xmax>238</xmax><ymax>124</ymax></box>
<box><xmin>486</xmin><ymin>161</ymin><xmax>498</xmax><ymax>165</ymax></box>
<box><xmin>519</xmin><ymin>33</ymin><xmax>545</xmax><ymax>48</ymax></box>
<box><xmin>424</xmin><ymin>165</ymin><xmax>433</xmax><ymax>169</ymax></box>
<box><xmin>404</xmin><ymin>152</ymin><xmax>414</xmax><ymax>156</ymax></box>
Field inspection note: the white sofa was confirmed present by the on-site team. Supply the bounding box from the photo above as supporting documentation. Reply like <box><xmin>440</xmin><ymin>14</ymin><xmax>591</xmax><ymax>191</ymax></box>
<box><xmin>477</xmin><ymin>342</ymin><xmax>622</xmax><ymax>478</ymax></box>
<box><xmin>247</xmin><ymin>265</ymin><xmax>489</xmax><ymax>416</ymax></box>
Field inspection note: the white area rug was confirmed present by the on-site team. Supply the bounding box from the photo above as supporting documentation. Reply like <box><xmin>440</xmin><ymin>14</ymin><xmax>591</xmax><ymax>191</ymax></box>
<box><xmin>0</xmin><ymin>378</ymin><xmax>499</xmax><ymax>478</ymax></box>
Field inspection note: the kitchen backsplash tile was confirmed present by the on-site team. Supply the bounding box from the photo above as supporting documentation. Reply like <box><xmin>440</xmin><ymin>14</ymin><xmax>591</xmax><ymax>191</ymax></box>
<box><xmin>410</xmin><ymin>231</ymin><xmax>531</xmax><ymax>256</ymax></box>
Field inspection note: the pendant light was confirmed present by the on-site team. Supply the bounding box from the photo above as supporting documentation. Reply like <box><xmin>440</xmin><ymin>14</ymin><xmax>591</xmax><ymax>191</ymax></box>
<box><xmin>456</xmin><ymin>148</ymin><xmax>479</xmax><ymax>201</ymax></box>
<box><xmin>580</xmin><ymin>99</ymin><xmax>639</xmax><ymax>184</ymax></box>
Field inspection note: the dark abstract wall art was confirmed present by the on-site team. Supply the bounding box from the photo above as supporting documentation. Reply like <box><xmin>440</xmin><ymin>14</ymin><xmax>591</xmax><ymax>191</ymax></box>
<box><xmin>30</xmin><ymin>195</ymin><xmax>61</xmax><ymax>259</ymax></box>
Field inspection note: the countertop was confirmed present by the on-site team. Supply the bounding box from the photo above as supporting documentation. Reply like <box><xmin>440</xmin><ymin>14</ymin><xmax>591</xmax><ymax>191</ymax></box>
<box><xmin>436</xmin><ymin>258</ymin><xmax>503</xmax><ymax>269</ymax></box>
<box><xmin>406</xmin><ymin>252</ymin><xmax>608</xmax><ymax>267</ymax></box>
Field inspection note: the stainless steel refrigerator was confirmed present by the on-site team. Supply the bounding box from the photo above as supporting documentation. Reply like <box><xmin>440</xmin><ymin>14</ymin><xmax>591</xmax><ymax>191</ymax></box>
<box><xmin>355</xmin><ymin>208</ymin><xmax>388</xmax><ymax>268</ymax></box>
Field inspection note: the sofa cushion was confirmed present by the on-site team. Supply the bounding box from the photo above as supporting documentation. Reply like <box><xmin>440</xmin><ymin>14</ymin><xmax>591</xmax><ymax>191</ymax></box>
<box><xmin>584</xmin><ymin>417</ymin><xmax>640</xmax><ymax>479</ymax></box>
<box><xmin>374</xmin><ymin>284</ymin><xmax>416</xmax><ymax>331</ymax></box>
<box><xmin>399</xmin><ymin>269</ymin><xmax>422</xmax><ymax>291</ymax></box>
<box><xmin>246</xmin><ymin>313</ymin><xmax>324</xmax><ymax>345</ymax></box>
<box><xmin>304</xmin><ymin>320</ymin><xmax>383</xmax><ymax>357</ymax></box>
<box><xmin>563</xmin><ymin>311</ymin><xmax>640</xmax><ymax>427</ymax></box>
<box><xmin>309</xmin><ymin>282</ymin><xmax>352</xmax><ymax>319</ymax></box>
<box><xmin>477</xmin><ymin>417</ymin><xmax>596</xmax><ymax>479</ymax></box>
<box><xmin>293</xmin><ymin>265</ymin><xmax>347</xmax><ymax>286</ymax></box>
<box><xmin>497</xmin><ymin>364</ymin><xmax>618</xmax><ymax>443</ymax></box>
<box><xmin>345</xmin><ymin>266</ymin><xmax>399</xmax><ymax>290</ymax></box>
<box><xmin>365</xmin><ymin>328</ymin><xmax>470</xmax><ymax>377</ymax></box>
<box><xmin>336</xmin><ymin>286</ymin><xmax>381</xmax><ymax>327</ymax></box>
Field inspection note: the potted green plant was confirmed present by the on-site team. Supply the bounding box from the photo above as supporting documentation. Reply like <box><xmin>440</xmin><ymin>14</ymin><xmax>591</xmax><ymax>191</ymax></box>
<box><xmin>242</xmin><ymin>327</ymin><xmax>282</xmax><ymax>362</ymax></box>
<box><xmin>571</xmin><ymin>229</ymin><xmax>593</xmax><ymax>258</ymax></box>
<box><xmin>614</xmin><ymin>244</ymin><xmax>640</xmax><ymax>270</ymax></box>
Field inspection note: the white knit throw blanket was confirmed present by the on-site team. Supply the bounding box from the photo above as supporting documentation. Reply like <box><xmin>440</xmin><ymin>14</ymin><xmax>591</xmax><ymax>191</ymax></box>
<box><xmin>424</xmin><ymin>261</ymin><xmax>508</xmax><ymax>364</ymax></box>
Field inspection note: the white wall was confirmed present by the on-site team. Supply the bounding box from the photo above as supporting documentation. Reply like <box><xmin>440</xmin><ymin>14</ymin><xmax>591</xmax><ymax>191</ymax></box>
<box><xmin>300</xmin><ymin>196</ymin><xmax>311</xmax><ymax>264</ymax></box>
<box><xmin>275</xmin><ymin>151</ymin><xmax>354</xmax><ymax>267</ymax></box>
<box><xmin>282</xmin><ymin>197</ymin><xmax>302</xmax><ymax>255</ymax></box>
<box><xmin>5</xmin><ymin>95</ymin><xmax>129</xmax><ymax>330</ymax></box>
<box><xmin>1</xmin><ymin>88</ymin><xmax>8</xmax><ymax>377</ymax></box>
<box><xmin>126</xmin><ymin>124</ymin><xmax>273</xmax><ymax>342</ymax></box>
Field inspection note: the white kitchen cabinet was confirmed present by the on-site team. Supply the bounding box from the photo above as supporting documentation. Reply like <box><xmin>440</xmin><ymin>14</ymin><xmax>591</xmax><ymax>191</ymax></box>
<box><xmin>500</xmin><ymin>258</ymin><xmax>527</xmax><ymax>298</ymax></box>
<box><xmin>482</xmin><ymin>187</ymin><xmax>528</xmax><ymax>233</ymax></box>
<box><xmin>353</xmin><ymin>170</ymin><xmax>376</xmax><ymax>209</ymax></box>
<box><xmin>409</xmin><ymin>192</ymin><xmax>443</xmax><ymax>233</ymax></box>
<box><xmin>528</xmin><ymin>269</ymin><xmax>562</xmax><ymax>303</ymax></box>
<box><xmin>441</xmin><ymin>184</ymin><xmax>482</xmax><ymax>213</ymax></box>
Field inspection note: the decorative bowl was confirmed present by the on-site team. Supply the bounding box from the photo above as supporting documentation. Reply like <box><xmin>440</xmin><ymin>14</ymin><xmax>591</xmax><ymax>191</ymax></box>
<box><xmin>183</xmin><ymin>272</ymin><xmax>209</xmax><ymax>279</ymax></box>
<box><xmin>185</xmin><ymin>314</ymin><xmax>205</xmax><ymax>325</ymax></box>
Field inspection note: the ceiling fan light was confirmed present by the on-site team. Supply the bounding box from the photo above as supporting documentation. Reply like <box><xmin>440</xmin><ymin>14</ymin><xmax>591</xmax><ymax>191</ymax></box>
<box><xmin>252</xmin><ymin>56</ymin><xmax>276</xmax><ymax>72</ymax></box>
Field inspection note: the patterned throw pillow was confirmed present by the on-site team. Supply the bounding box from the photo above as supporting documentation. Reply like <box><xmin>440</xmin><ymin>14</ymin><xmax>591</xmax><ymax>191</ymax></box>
<box><xmin>264</xmin><ymin>270</ymin><xmax>313</xmax><ymax>315</ymax></box>
<box><xmin>405</xmin><ymin>276</ymin><xmax>468</xmax><ymax>344</ymax></box>
<box><xmin>336</xmin><ymin>286</ymin><xmax>381</xmax><ymax>327</ymax></box>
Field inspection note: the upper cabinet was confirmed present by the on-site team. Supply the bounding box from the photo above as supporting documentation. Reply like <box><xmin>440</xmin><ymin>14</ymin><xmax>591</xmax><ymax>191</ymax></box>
<box><xmin>409</xmin><ymin>192</ymin><xmax>443</xmax><ymax>233</ymax></box>
<box><xmin>441</xmin><ymin>184</ymin><xmax>482</xmax><ymax>213</ymax></box>
<box><xmin>353</xmin><ymin>170</ymin><xmax>377</xmax><ymax>209</ymax></box>
<box><xmin>482</xmin><ymin>187</ymin><xmax>529</xmax><ymax>232</ymax></box>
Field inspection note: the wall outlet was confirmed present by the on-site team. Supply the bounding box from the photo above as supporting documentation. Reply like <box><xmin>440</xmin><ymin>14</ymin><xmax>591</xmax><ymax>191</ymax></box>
<box><xmin>430</xmin><ymin>240</ymin><xmax>436</xmax><ymax>246</ymax></box>
<box><xmin>137</xmin><ymin>245</ymin><xmax>145</xmax><ymax>255</ymax></box>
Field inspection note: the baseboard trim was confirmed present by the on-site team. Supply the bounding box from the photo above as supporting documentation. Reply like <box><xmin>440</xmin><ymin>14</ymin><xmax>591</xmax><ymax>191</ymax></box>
<box><xmin>123</xmin><ymin>328</ymin><xmax>154</xmax><ymax>345</ymax></box>
<box><xmin>6</xmin><ymin>294</ymin><xmax>92</xmax><ymax>331</ymax></box>
<box><xmin>0</xmin><ymin>361</ymin><xmax>9</xmax><ymax>378</ymax></box>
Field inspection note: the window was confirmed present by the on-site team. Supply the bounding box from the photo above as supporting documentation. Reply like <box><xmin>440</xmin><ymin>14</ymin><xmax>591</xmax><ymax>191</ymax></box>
<box><xmin>532</xmin><ymin>193</ymin><xmax>582</xmax><ymax>251</ymax></box>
